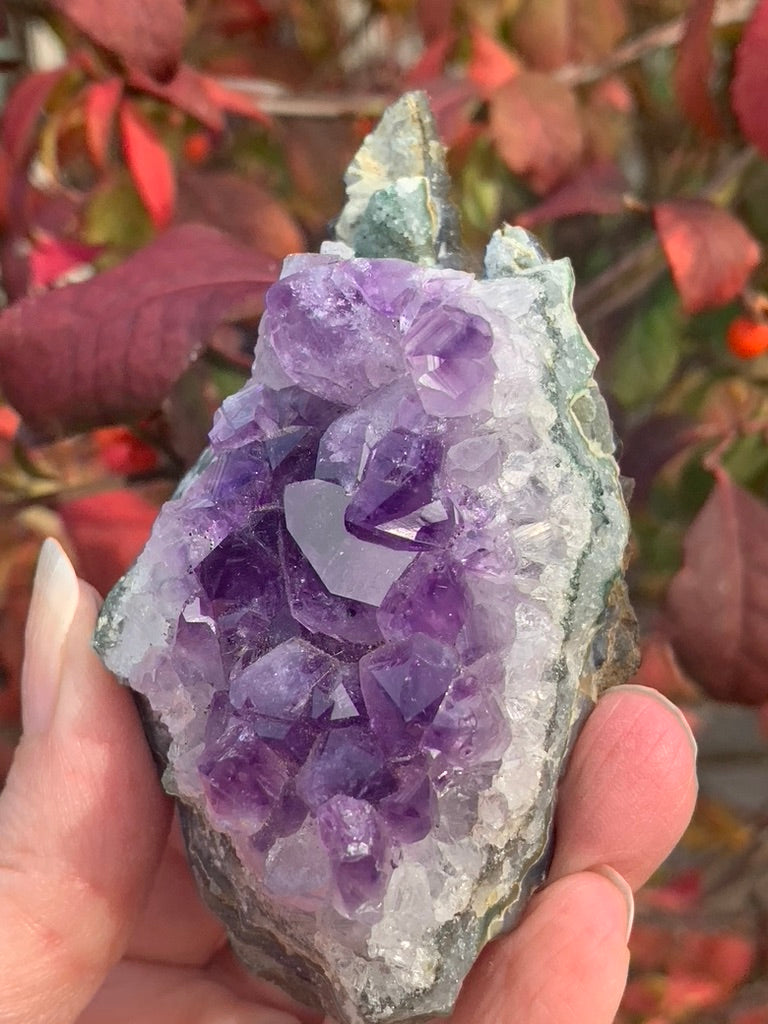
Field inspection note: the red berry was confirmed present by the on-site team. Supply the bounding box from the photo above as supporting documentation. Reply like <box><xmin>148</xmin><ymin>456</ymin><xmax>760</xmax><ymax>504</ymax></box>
<box><xmin>183</xmin><ymin>132</ymin><xmax>212</xmax><ymax>165</ymax></box>
<box><xmin>727</xmin><ymin>317</ymin><xmax>768</xmax><ymax>359</ymax></box>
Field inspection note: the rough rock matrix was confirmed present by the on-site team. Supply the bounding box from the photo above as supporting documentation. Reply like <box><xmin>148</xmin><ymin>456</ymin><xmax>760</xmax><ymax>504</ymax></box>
<box><xmin>95</xmin><ymin>93</ymin><xmax>636</xmax><ymax>1024</ymax></box>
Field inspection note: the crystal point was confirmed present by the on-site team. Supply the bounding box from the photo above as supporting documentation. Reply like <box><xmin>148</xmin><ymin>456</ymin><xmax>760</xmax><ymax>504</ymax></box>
<box><xmin>94</xmin><ymin>91</ymin><xmax>636</xmax><ymax>1024</ymax></box>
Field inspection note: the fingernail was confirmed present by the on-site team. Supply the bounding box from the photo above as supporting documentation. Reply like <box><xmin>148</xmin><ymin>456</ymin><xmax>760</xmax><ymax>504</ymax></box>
<box><xmin>608</xmin><ymin>683</ymin><xmax>698</xmax><ymax>761</ymax></box>
<box><xmin>52</xmin><ymin>580</ymin><xmax>108</xmax><ymax>731</ymax></box>
<box><xmin>21</xmin><ymin>538</ymin><xmax>80</xmax><ymax>737</ymax></box>
<box><xmin>592</xmin><ymin>865</ymin><xmax>635</xmax><ymax>944</ymax></box>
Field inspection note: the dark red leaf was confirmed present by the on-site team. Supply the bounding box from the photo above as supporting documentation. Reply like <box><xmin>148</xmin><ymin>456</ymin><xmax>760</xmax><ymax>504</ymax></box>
<box><xmin>28</xmin><ymin>233</ymin><xmax>100</xmax><ymax>290</ymax></box>
<box><xmin>200</xmin><ymin>75</ymin><xmax>271</xmax><ymax>127</ymax></box>
<box><xmin>654</xmin><ymin>200</ymin><xmax>760</xmax><ymax>313</ymax></box>
<box><xmin>731</xmin><ymin>0</ymin><xmax>768</xmax><ymax>159</ymax></box>
<box><xmin>467</xmin><ymin>28</ymin><xmax>521</xmax><ymax>98</ymax></box>
<box><xmin>668</xmin><ymin>470</ymin><xmax>768</xmax><ymax>704</ymax></box>
<box><xmin>50</xmin><ymin>0</ymin><xmax>185</xmax><ymax>81</ymax></box>
<box><xmin>59</xmin><ymin>489</ymin><xmax>159</xmax><ymax>594</ymax></box>
<box><xmin>619</xmin><ymin>413</ymin><xmax>696</xmax><ymax>503</ymax></box>
<box><xmin>0</xmin><ymin>224</ymin><xmax>278</xmax><ymax>436</ymax></box>
<box><xmin>517</xmin><ymin>162</ymin><xmax>626</xmax><ymax>227</ymax></box>
<box><xmin>83</xmin><ymin>77</ymin><xmax>123</xmax><ymax>168</ymax></box>
<box><xmin>416</xmin><ymin>0</ymin><xmax>455</xmax><ymax>42</ymax></box>
<box><xmin>128</xmin><ymin>65</ymin><xmax>225</xmax><ymax>133</ymax></box>
<box><xmin>419</xmin><ymin>78</ymin><xmax>479</xmax><ymax>149</ymax></box>
<box><xmin>674</xmin><ymin>0</ymin><xmax>723</xmax><ymax>138</ymax></box>
<box><xmin>0</xmin><ymin>67</ymin><xmax>70</xmax><ymax>169</ymax></box>
<box><xmin>489</xmin><ymin>72</ymin><xmax>584</xmax><ymax>194</ymax></box>
<box><xmin>175</xmin><ymin>168</ymin><xmax>304</xmax><ymax>260</ymax></box>
<box><xmin>404</xmin><ymin>30</ymin><xmax>457</xmax><ymax>87</ymax></box>
<box><xmin>119</xmin><ymin>100</ymin><xmax>176</xmax><ymax>229</ymax></box>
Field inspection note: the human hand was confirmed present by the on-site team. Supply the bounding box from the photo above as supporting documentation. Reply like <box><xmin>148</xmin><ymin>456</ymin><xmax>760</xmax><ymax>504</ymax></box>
<box><xmin>0</xmin><ymin>539</ymin><xmax>697</xmax><ymax>1024</ymax></box>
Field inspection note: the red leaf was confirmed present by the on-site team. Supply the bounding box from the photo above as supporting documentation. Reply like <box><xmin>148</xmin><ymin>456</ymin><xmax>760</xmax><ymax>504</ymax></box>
<box><xmin>129</xmin><ymin>65</ymin><xmax>225</xmax><ymax>133</ymax></box>
<box><xmin>419</xmin><ymin>78</ymin><xmax>479</xmax><ymax>149</ymax></box>
<box><xmin>59</xmin><ymin>489</ymin><xmax>158</xmax><ymax>594</ymax></box>
<box><xmin>517</xmin><ymin>162</ymin><xmax>626</xmax><ymax>227</ymax></box>
<box><xmin>416</xmin><ymin>0</ymin><xmax>455</xmax><ymax>42</ymax></box>
<box><xmin>640</xmin><ymin>869</ymin><xmax>702</xmax><ymax>913</ymax></box>
<box><xmin>201</xmin><ymin>76</ymin><xmax>271</xmax><ymax>126</ymax></box>
<box><xmin>489</xmin><ymin>73</ymin><xmax>583</xmax><ymax>194</ymax></box>
<box><xmin>654</xmin><ymin>200</ymin><xmax>761</xmax><ymax>313</ymax></box>
<box><xmin>50</xmin><ymin>0</ymin><xmax>185</xmax><ymax>81</ymax></box>
<box><xmin>731</xmin><ymin>0</ymin><xmax>768</xmax><ymax>159</ymax></box>
<box><xmin>674</xmin><ymin>0</ymin><xmax>723</xmax><ymax>138</ymax></box>
<box><xmin>28</xmin><ymin>233</ymin><xmax>100</xmax><ymax>290</ymax></box>
<box><xmin>467</xmin><ymin>29</ymin><xmax>521</xmax><ymax>97</ymax></box>
<box><xmin>119</xmin><ymin>100</ymin><xmax>176</xmax><ymax>229</ymax></box>
<box><xmin>404</xmin><ymin>30</ymin><xmax>457</xmax><ymax>87</ymax></box>
<box><xmin>93</xmin><ymin>426</ymin><xmax>159</xmax><ymax>475</ymax></box>
<box><xmin>660</xmin><ymin>973</ymin><xmax>726</xmax><ymax>1015</ymax></box>
<box><xmin>511</xmin><ymin>0</ymin><xmax>627</xmax><ymax>71</ymax></box>
<box><xmin>175</xmin><ymin>168</ymin><xmax>304</xmax><ymax>260</ymax></box>
<box><xmin>668</xmin><ymin>470</ymin><xmax>768</xmax><ymax>704</ymax></box>
<box><xmin>83</xmin><ymin>77</ymin><xmax>123</xmax><ymax>168</ymax></box>
<box><xmin>0</xmin><ymin>67</ymin><xmax>70</xmax><ymax>169</ymax></box>
<box><xmin>0</xmin><ymin>223</ymin><xmax>278</xmax><ymax>436</ymax></box>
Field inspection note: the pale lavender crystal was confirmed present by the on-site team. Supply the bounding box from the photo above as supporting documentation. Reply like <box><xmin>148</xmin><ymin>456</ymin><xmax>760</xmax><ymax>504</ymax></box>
<box><xmin>94</xmin><ymin>97</ymin><xmax>634</xmax><ymax>1024</ymax></box>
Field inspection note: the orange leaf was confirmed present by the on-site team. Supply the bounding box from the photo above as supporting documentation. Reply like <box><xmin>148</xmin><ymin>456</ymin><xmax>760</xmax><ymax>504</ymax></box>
<box><xmin>674</xmin><ymin>0</ymin><xmax>723</xmax><ymax>138</ymax></box>
<box><xmin>201</xmin><ymin>75</ymin><xmax>271</xmax><ymax>127</ymax></box>
<box><xmin>59</xmin><ymin>489</ymin><xmax>158</xmax><ymax>595</ymax></box>
<box><xmin>467</xmin><ymin>28</ymin><xmax>521</xmax><ymax>97</ymax></box>
<box><xmin>83</xmin><ymin>76</ymin><xmax>123</xmax><ymax>167</ymax></box>
<box><xmin>511</xmin><ymin>0</ymin><xmax>627</xmax><ymax>71</ymax></box>
<box><xmin>489</xmin><ymin>73</ymin><xmax>583</xmax><ymax>194</ymax></box>
<box><xmin>654</xmin><ymin>200</ymin><xmax>760</xmax><ymax>313</ymax></box>
<box><xmin>119</xmin><ymin>100</ymin><xmax>176</xmax><ymax>229</ymax></box>
<box><xmin>732</xmin><ymin>0</ymin><xmax>768</xmax><ymax>159</ymax></box>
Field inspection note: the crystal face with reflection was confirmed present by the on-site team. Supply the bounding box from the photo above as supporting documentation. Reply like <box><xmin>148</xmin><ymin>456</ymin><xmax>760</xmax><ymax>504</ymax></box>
<box><xmin>95</xmin><ymin>93</ymin><xmax>635</xmax><ymax>1024</ymax></box>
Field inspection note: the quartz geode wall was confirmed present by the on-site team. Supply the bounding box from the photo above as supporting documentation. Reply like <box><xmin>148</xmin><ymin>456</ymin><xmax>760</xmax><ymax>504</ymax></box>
<box><xmin>95</xmin><ymin>93</ymin><xmax>635</xmax><ymax>1024</ymax></box>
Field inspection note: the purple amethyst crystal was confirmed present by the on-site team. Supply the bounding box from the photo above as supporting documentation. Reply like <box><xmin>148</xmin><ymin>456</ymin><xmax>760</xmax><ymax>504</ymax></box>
<box><xmin>95</xmin><ymin>93</ymin><xmax>636</xmax><ymax>1024</ymax></box>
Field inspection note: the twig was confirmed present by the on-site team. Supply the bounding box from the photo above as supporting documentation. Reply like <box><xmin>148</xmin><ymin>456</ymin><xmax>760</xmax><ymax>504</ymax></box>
<box><xmin>215</xmin><ymin>81</ymin><xmax>391</xmax><ymax>119</ymax></box>
<box><xmin>557</xmin><ymin>0</ymin><xmax>756</xmax><ymax>87</ymax></box>
<box><xmin>574</xmin><ymin>148</ymin><xmax>759</xmax><ymax>324</ymax></box>
<box><xmin>219</xmin><ymin>0</ymin><xmax>755</xmax><ymax>118</ymax></box>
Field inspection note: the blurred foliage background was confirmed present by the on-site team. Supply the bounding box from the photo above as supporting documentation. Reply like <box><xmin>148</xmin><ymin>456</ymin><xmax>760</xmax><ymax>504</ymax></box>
<box><xmin>2</xmin><ymin>0</ymin><xmax>768</xmax><ymax>1020</ymax></box>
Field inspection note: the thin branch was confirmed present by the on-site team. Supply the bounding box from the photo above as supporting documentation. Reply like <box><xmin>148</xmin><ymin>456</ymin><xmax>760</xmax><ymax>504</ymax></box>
<box><xmin>574</xmin><ymin>147</ymin><xmax>759</xmax><ymax>324</ymax></box>
<box><xmin>557</xmin><ymin>0</ymin><xmax>756</xmax><ymax>87</ymax></box>
<box><xmin>218</xmin><ymin>0</ymin><xmax>755</xmax><ymax>119</ymax></box>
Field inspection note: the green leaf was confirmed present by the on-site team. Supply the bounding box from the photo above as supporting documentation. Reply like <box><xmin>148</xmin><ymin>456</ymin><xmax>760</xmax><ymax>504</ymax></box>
<box><xmin>721</xmin><ymin>433</ymin><xmax>768</xmax><ymax>488</ymax></box>
<box><xmin>610</xmin><ymin>285</ymin><xmax>683</xmax><ymax>408</ymax></box>
<box><xmin>83</xmin><ymin>171</ymin><xmax>154</xmax><ymax>259</ymax></box>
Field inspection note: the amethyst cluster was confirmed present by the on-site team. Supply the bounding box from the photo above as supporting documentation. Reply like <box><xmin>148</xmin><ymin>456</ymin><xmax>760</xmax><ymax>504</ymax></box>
<box><xmin>95</xmin><ymin>94</ymin><xmax>635</xmax><ymax>1024</ymax></box>
<box><xmin>189</xmin><ymin>253</ymin><xmax>516</xmax><ymax>916</ymax></box>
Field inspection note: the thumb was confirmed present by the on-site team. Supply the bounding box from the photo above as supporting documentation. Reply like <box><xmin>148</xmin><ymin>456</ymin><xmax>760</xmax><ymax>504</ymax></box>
<box><xmin>0</xmin><ymin>539</ymin><xmax>171</xmax><ymax>1024</ymax></box>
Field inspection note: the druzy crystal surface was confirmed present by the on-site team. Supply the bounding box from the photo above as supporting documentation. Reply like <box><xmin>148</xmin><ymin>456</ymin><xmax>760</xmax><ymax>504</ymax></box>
<box><xmin>95</xmin><ymin>93</ymin><xmax>636</xmax><ymax>1024</ymax></box>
